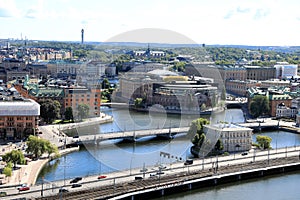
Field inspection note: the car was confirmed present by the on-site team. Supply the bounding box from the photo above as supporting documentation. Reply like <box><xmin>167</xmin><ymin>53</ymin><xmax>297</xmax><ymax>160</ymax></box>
<box><xmin>97</xmin><ymin>175</ymin><xmax>107</xmax><ymax>179</ymax></box>
<box><xmin>71</xmin><ymin>184</ymin><xmax>82</xmax><ymax>188</ymax></box>
<box><xmin>135</xmin><ymin>176</ymin><xmax>143</xmax><ymax>180</ymax></box>
<box><xmin>241</xmin><ymin>152</ymin><xmax>248</xmax><ymax>156</ymax></box>
<box><xmin>58</xmin><ymin>188</ymin><xmax>69</xmax><ymax>193</ymax></box>
<box><xmin>18</xmin><ymin>185</ymin><xmax>30</xmax><ymax>191</ymax></box>
<box><xmin>0</xmin><ymin>191</ymin><xmax>7</xmax><ymax>197</ymax></box>
<box><xmin>70</xmin><ymin>177</ymin><xmax>82</xmax><ymax>183</ymax></box>
<box><xmin>149</xmin><ymin>173</ymin><xmax>157</xmax><ymax>177</ymax></box>
<box><xmin>156</xmin><ymin>171</ymin><xmax>165</xmax><ymax>175</ymax></box>
<box><xmin>184</xmin><ymin>159</ymin><xmax>193</xmax><ymax>165</ymax></box>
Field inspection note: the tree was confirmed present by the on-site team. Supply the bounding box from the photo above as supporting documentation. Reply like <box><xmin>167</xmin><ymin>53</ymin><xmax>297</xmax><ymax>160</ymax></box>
<box><xmin>77</xmin><ymin>104</ymin><xmax>90</xmax><ymax>120</ymax></box>
<box><xmin>26</xmin><ymin>135</ymin><xmax>59</xmax><ymax>159</ymax></box>
<box><xmin>64</xmin><ymin>107</ymin><xmax>74</xmax><ymax>122</ymax></box>
<box><xmin>249</xmin><ymin>95</ymin><xmax>270</xmax><ymax>118</ymax></box>
<box><xmin>2</xmin><ymin>166</ymin><xmax>12</xmax><ymax>177</ymax></box>
<box><xmin>188</xmin><ymin>118</ymin><xmax>210</xmax><ymax>137</ymax></box>
<box><xmin>256</xmin><ymin>135</ymin><xmax>272</xmax><ymax>149</ymax></box>
<box><xmin>39</xmin><ymin>99</ymin><xmax>61</xmax><ymax>124</ymax></box>
<box><xmin>134</xmin><ymin>98</ymin><xmax>144</xmax><ymax>108</ymax></box>
<box><xmin>2</xmin><ymin>150</ymin><xmax>25</xmax><ymax>168</ymax></box>
<box><xmin>214</xmin><ymin>139</ymin><xmax>224</xmax><ymax>151</ymax></box>
<box><xmin>102</xmin><ymin>78</ymin><xmax>110</xmax><ymax>89</ymax></box>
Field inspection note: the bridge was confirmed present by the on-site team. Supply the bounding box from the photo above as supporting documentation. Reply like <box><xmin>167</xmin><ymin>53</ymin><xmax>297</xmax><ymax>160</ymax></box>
<box><xmin>101</xmin><ymin>102</ymin><xmax>130</xmax><ymax>108</ymax></box>
<box><xmin>225</xmin><ymin>100</ymin><xmax>247</xmax><ymax>109</ymax></box>
<box><xmin>73</xmin><ymin>127</ymin><xmax>190</xmax><ymax>144</ymax></box>
<box><xmin>238</xmin><ymin>120</ymin><xmax>279</xmax><ymax>131</ymax></box>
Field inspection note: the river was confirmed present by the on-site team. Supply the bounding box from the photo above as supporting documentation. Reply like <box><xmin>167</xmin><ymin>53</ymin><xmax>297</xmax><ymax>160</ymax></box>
<box><xmin>36</xmin><ymin>108</ymin><xmax>300</xmax><ymax>199</ymax></box>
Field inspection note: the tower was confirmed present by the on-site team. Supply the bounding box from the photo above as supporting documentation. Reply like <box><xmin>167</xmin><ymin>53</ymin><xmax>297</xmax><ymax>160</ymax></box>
<box><xmin>81</xmin><ymin>29</ymin><xmax>84</xmax><ymax>44</ymax></box>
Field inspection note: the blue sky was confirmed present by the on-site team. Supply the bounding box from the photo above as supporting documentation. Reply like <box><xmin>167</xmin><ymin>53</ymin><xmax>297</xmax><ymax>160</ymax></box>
<box><xmin>0</xmin><ymin>0</ymin><xmax>300</xmax><ymax>46</ymax></box>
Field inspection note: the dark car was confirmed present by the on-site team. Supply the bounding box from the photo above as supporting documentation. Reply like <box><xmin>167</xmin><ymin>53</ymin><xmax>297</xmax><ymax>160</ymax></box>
<box><xmin>241</xmin><ymin>152</ymin><xmax>248</xmax><ymax>156</ymax></box>
<box><xmin>58</xmin><ymin>188</ymin><xmax>69</xmax><ymax>193</ymax></box>
<box><xmin>184</xmin><ymin>159</ymin><xmax>193</xmax><ymax>165</ymax></box>
<box><xmin>71</xmin><ymin>184</ymin><xmax>82</xmax><ymax>188</ymax></box>
<box><xmin>70</xmin><ymin>177</ymin><xmax>82</xmax><ymax>183</ymax></box>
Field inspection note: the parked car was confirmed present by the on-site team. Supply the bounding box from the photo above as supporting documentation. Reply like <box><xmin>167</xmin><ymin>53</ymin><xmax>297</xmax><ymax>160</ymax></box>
<box><xmin>70</xmin><ymin>177</ymin><xmax>82</xmax><ymax>183</ymax></box>
<box><xmin>97</xmin><ymin>175</ymin><xmax>107</xmax><ymax>179</ymax></box>
<box><xmin>241</xmin><ymin>152</ymin><xmax>248</xmax><ymax>156</ymax></box>
<box><xmin>71</xmin><ymin>184</ymin><xmax>82</xmax><ymax>188</ymax></box>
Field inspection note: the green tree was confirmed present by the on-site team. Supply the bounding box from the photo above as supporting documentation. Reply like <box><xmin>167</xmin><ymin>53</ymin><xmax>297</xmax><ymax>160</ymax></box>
<box><xmin>2</xmin><ymin>166</ymin><xmax>12</xmax><ymax>177</ymax></box>
<box><xmin>2</xmin><ymin>150</ymin><xmax>26</xmax><ymax>168</ymax></box>
<box><xmin>256</xmin><ymin>135</ymin><xmax>272</xmax><ymax>149</ymax></box>
<box><xmin>77</xmin><ymin>103</ymin><xmax>90</xmax><ymax>120</ymax></box>
<box><xmin>102</xmin><ymin>78</ymin><xmax>110</xmax><ymax>89</ymax></box>
<box><xmin>134</xmin><ymin>98</ymin><xmax>144</xmax><ymax>108</ymax></box>
<box><xmin>26</xmin><ymin>135</ymin><xmax>59</xmax><ymax>159</ymax></box>
<box><xmin>39</xmin><ymin>99</ymin><xmax>61</xmax><ymax>124</ymax></box>
<box><xmin>188</xmin><ymin>118</ymin><xmax>210</xmax><ymax>138</ymax></box>
<box><xmin>249</xmin><ymin>95</ymin><xmax>270</xmax><ymax>118</ymax></box>
<box><xmin>64</xmin><ymin>107</ymin><xmax>74</xmax><ymax>122</ymax></box>
<box><xmin>214</xmin><ymin>139</ymin><xmax>224</xmax><ymax>151</ymax></box>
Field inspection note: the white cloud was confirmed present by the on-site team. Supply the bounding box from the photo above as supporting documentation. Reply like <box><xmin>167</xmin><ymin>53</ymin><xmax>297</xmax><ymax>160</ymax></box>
<box><xmin>0</xmin><ymin>0</ymin><xmax>20</xmax><ymax>17</ymax></box>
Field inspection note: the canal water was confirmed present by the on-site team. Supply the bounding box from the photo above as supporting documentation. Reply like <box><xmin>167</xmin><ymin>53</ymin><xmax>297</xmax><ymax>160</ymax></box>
<box><xmin>154</xmin><ymin>170</ymin><xmax>300</xmax><ymax>200</ymax></box>
<box><xmin>36</xmin><ymin>108</ymin><xmax>300</xmax><ymax>198</ymax></box>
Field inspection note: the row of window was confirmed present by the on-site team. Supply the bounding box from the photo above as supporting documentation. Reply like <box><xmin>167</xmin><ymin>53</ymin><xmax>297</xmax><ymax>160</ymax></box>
<box><xmin>0</xmin><ymin>117</ymin><xmax>33</xmax><ymax>121</ymax></box>
<box><xmin>221</xmin><ymin>131</ymin><xmax>251</xmax><ymax>138</ymax></box>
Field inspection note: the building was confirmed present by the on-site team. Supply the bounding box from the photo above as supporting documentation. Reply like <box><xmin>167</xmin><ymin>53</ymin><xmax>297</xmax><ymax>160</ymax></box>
<box><xmin>0</xmin><ymin>97</ymin><xmax>40</xmax><ymax>140</ymax></box>
<box><xmin>260</xmin><ymin>79</ymin><xmax>291</xmax><ymax>88</ymax></box>
<box><xmin>63</xmin><ymin>85</ymin><xmax>101</xmax><ymax>118</ymax></box>
<box><xmin>244</xmin><ymin>66</ymin><xmax>276</xmax><ymax>80</ymax></box>
<box><xmin>203</xmin><ymin>123</ymin><xmax>253</xmax><ymax>153</ymax></box>
<box><xmin>274</xmin><ymin>64</ymin><xmax>298</xmax><ymax>79</ymax></box>
<box><xmin>248</xmin><ymin>87</ymin><xmax>293</xmax><ymax>117</ymax></box>
<box><xmin>276</xmin><ymin>102</ymin><xmax>297</xmax><ymax>118</ymax></box>
<box><xmin>225</xmin><ymin>79</ymin><xmax>259</xmax><ymax>96</ymax></box>
<box><xmin>217</xmin><ymin>65</ymin><xmax>247</xmax><ymax>81</ymax></box>
<box><xmin>115</xmin><ymin>70</ymin><xmax>218</xmax><ymax>114</ymax></box>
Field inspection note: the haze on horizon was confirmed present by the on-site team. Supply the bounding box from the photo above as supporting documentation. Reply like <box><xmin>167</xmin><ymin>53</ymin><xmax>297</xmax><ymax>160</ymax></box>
<box><xmin>1</xmin><ymin>0</ymin><xmax>300</xmax><ymax>46</ymax></box>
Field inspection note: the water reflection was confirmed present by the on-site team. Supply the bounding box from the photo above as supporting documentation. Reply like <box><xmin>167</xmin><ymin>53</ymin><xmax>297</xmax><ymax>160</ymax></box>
<box><xmin>37</xmin><ymin>108</ymin><xmax>300</xmax><ymax>183</ymax></box>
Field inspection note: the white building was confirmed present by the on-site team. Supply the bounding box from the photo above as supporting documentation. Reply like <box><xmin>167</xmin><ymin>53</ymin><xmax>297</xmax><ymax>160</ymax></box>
<box><xmin>203</xmin><ymin>123</ymin><xmax>253</xmax><ymax>152</ymax></box>
<box><xmin>276</xmin><ymin>102</ymin><xmax>297</xmax><ymax>118</ymax></box>
<box><xmin>274</xmin><ymin>64</ymin><xmax>298</xmax><ymax>79</ymax></box>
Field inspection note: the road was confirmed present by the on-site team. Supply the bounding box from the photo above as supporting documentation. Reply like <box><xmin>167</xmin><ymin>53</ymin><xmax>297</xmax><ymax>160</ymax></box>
<box><xmin>3</xmin><ymin>146</ymin><xmax>300</xmax><ymax>200</ymax></box>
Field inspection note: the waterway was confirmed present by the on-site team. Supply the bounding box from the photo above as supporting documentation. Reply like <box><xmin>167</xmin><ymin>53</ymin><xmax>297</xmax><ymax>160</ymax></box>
<box><xmin>36</xmin><ymin>108</ymin><xmax>300</xmax><ymax>193</ymax></box>
<box><xmin>154</xmin><ymin>170</ymin><xmax>300</xmax><ymax>200</ymax></box>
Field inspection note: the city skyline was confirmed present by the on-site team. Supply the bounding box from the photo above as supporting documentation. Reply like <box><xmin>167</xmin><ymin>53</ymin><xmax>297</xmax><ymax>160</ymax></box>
<box><xmin>0</xmin><ymin>0</ymin><xmax>300</xmax><ymax>46</ymax></box>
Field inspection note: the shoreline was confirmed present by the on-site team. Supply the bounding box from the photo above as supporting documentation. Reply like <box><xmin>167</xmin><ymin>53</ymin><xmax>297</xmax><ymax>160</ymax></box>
<box><xmin>2</xmin><ymin>113</ymin><xmax>112</xmax><ymax>187</ymax></box>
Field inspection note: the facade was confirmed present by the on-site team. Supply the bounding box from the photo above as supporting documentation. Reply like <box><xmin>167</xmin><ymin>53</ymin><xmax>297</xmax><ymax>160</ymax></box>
<box><xmin>0</xmin><ymin>98</ymin><xmax>40</xmax><ymax>140</ymax></box>
<box><xmin>276</xmin><ymin>102</ymin><xmax>297</xmax><ymax>118</ymax></box>
<box><xmin>203</xmin><ymin>124</ymin><xmax>253</xmax><ymax>152</ymax></box>
<box><xmin>64</xmin><ymin>86</ymin><xmax>101</xmax><ymax>117</ymax></box>
<box><xmin>274</xmin><ymin>64</ymin><xmax>298</xmax><ymax>79</ymax></box>
<box><xmin>225</xmin><ymin>80</ymin><xmax>259</xmax><ymax>96</ymax></box>
<box><xmin>245</xmin><ymin>66</ymin><xmax>276</xmax><ymax>80</ymax></box>
<box><xmin>116</xmin><ymin>70</ymin><xmax>218</xmax><ymax>114</ymax></box>
<box><xmin>260</xmin><ymin>79</ymin><xmax>290</xmax><ymax>88</ymax></box>
<box><xmin>218</xmin><ymin>65</ymin><xmax>247</xmax><ymax>81</ymax></box>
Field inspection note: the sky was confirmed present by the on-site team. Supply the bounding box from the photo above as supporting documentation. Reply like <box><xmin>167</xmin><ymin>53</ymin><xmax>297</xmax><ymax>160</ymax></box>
<box><xmin>0</xmin><ymin>0</ymin><xmax>300</xmax><ymax>46</ymax></box>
